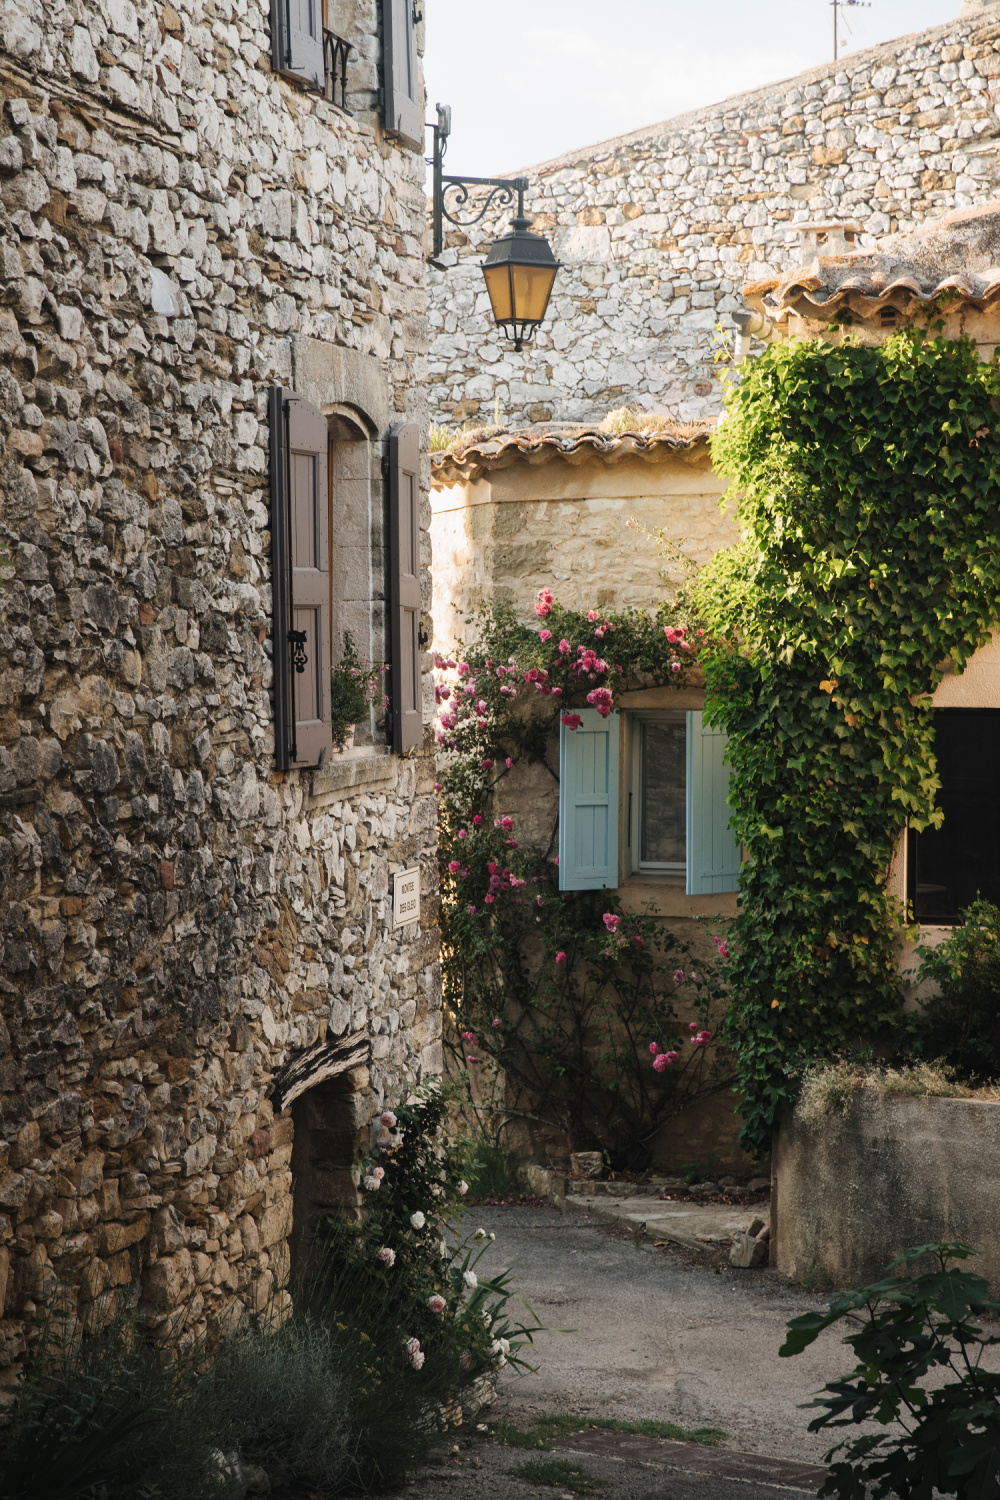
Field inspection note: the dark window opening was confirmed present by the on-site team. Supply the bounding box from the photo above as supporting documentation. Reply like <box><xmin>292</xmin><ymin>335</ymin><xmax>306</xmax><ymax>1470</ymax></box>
<box><xmin>907</xmin><ymin>708</ymin><xmax>1000</xmax><ymax>924</ymax></box>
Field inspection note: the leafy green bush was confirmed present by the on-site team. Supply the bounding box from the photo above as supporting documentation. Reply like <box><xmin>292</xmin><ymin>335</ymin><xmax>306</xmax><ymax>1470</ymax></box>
<box><xmin>464</xmin><ymin>1138</ymin><xmax>527</xmax><ymax>1201</ymax></box>
<box><xmin>0</xmin><ymin>1304</ymin><xmax>227</xmax><ymax>1500</ymax></box>
<box><xmin>909</xmin><ymin>899</ymin><xmax>1000</xmax><ymax>1082</ymax></box>
<box><xmin>302</xmin><ymin>1083</ymin><xmax>540</xmax><ymax>1488</ymax></box>
<box><xmin>331</xmin><ymin>628</ymin><xmax>384</xmax><ymax>747</ymax></box>
<box><xmin>780</xmin><ymin>1242</ymin><xmax>1000</xmax><ymax>1499</ymax></box>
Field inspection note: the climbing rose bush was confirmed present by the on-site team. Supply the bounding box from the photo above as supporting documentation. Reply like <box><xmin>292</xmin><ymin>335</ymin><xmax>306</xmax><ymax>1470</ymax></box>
<box><xmin>433</xmin><ymin>598</ymin><xmax>733</xmax><ymax>1169</ymax></box>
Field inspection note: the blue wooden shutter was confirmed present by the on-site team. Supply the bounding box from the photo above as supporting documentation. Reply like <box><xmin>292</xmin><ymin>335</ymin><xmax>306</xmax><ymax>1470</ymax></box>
<box><xmin>686</xmin><ymin>711</ymin><xmax>739</xmax><ymax>895</ymax></box>
<box><xmin>559</xmin><ymin>710</ymin><xmax>620</xmax><ymax>891</ymax></box>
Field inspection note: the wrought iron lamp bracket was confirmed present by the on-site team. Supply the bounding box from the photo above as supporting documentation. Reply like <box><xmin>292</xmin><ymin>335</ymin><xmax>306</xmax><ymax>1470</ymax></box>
<box><xmin>427</xmin><ymin>104</ymin><xmax>528</xmax><ymax>266</ymax></box>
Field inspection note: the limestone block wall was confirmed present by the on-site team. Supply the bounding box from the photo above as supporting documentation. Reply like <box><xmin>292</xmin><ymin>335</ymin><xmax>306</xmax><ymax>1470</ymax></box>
<box><xmin>430</xmin><ymin>438</ymin><xmax>735</xmax><ymax>655</ymax></box>
<box><xmin>427</xmin><ymin>6</ymin><xmax>1000</xmax><ymax>426</ymax></box>
<box><xmin>0</xmin><ymin>0</ymin><xmax>436</xmax><ymax>1369</ymax></box>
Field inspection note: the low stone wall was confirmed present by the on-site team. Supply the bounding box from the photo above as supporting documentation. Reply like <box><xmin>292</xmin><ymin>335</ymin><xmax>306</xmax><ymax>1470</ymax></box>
<box><xmin>774</xmin><ymin>1090</ymin><xmax>1000</xmax><ymax>1290</ymax></box>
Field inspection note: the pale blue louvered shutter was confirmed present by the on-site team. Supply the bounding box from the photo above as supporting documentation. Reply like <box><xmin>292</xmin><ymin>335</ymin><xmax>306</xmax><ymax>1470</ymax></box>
<box><xmin>559</xmin><ymin>710</ymin><xmax>620</xmax><ymax>891</ymax></box>
<box><xmin>686</xmin><ymin>711</ymin><xmax>740</xmax><ymax>895</ymax></box>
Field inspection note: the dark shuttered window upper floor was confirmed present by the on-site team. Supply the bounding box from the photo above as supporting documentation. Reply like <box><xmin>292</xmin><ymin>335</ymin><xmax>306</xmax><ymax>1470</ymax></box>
<box><xmin>381</xmin><ymin>0</ymin><xmax>422</xmax><ymax>149</ymax></box>
<box><xmin>387</xmin><ymin>420</ymin><xmax>422</xmax><ymax>753</ymax></box>
<box><xmin>269</xmin><ymin>388</ymin><xmax>333</xmax><ymax>771</ymax></box>
<box><xmin>269</xmin><ymin>392</ymin><xmax>424</xmax><ymax>769</ymax></box>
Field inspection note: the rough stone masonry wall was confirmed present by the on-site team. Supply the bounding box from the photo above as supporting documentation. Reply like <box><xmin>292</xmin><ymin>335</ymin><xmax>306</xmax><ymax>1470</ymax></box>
<box><xmin>0</xmin><ymin>0</ymin><xmax>436</xmax><ymax>1371</ymax></box>
<box><xmin>428</xmin><ymin>4</ymin><xmax>1000</xmax><ymax>426</ymax></box>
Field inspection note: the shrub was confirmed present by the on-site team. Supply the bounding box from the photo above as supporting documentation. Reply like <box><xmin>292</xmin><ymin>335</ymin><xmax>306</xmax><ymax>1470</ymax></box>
<box><xmin>208</xmin><ymin>1314</ymin><xmax>351</xmax><ymax>1493</ymax></box>
<box><xmin>0</xmin><ymin>1303</ymin><xmax>227</xmax><ymax>1500</ymax></box>
<box><xmin>909</xmin><ymin>899</ymin><xmax>1000</xmax><ymax>1082</ymax></box>
<box><xmin>780</xmin><ymin>1242</ymin><xmax>1000</xmax><ymax>1499</ymax></box>
<box><xmin>330</xmin><ymin>628</ymin><xmax>384</xmax><ymax>747</ymax></box>
<box><xmin>301</xmin><ymin>1083</ymin><xmax>540</xmax><ymax>1488</ymax></box>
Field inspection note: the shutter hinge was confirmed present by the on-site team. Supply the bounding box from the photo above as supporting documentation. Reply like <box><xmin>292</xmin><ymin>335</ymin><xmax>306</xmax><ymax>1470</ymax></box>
<box><xmin>412</xmin><ymin>4</ymin><xmax>423</xmax><ymax>21</ymax></box>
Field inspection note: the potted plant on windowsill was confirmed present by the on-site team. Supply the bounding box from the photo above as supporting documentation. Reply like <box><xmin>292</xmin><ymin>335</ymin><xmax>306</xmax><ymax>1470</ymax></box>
<box><xmin>331</xmin><ymin>630</ymin><xmax>385</xmax><ymax>751</ymax></box>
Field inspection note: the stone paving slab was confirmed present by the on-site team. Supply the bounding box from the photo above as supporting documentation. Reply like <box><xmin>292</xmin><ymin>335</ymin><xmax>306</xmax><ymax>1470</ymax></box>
<box><xmin>557</xmin><ymin>1428</ymin><xmax>826</xmax><ymax>1489</ymax></box>
<box><xmin>565</xmin><ymin>1192</ymin><xmax>766</xmax><ymax>1249</ymax></box>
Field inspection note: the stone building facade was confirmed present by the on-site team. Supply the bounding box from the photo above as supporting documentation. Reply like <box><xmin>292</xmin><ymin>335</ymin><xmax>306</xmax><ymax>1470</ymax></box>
<box><xmin>0</xmin><ymin>0</ymin><xmax>437</xmax><ymax>1370</ymax></box>
<box><xmin>431</xmin><ymin>427</ymin><xmax>751</xmax><ymax>1174</ymax></box>
<box><xmin>428</xmin><ymin>1</ymin><xmax>1000</xmax><ymax>428</ymax></box>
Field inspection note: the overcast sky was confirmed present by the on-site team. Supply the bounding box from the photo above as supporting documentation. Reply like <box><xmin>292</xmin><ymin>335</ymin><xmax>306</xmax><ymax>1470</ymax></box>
<box><xmin>423</xmin><ymin>0</ymin><xmax>962</xmax><ymax>178</ymax></box>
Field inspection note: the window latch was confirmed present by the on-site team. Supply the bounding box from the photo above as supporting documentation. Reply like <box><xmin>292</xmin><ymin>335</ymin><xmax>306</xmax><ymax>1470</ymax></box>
<box><xmin>412</xmin><ymin>3</ymin><xmax>423</xmax><ymax>21</ymax></box>
<box><xmin>289</xmin><ymin>629</ymin><xmax>308</xmax><ymax>674</ymax></box>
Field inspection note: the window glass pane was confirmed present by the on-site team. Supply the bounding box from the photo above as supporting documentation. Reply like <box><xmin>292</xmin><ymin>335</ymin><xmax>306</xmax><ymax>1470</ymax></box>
<box><xmin>640</xmin><ymin>720</ymin><xmax>686</xmax><ymax>866</ymax></box>
<box><xmin>909</xmin><ymin>708</ymin><xmax>1000</xmax><ymax>923</ymax></box>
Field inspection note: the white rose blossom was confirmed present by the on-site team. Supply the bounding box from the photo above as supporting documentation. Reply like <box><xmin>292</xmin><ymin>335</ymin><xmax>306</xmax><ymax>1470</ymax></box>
<box><xmin>463</xmin><ymin>1269</ymin><xmax>478</xmax><ymax>1289</ymax></box>
<box><xmin>410</xmin><ymin>1210</ymin><xmax>426</xmax><ymax>1230</ymax></box>
<box><xmin>363</xmin><ymin>1174</ymin><xmax>381</xmax><ymax>1191</ymax></box>
<box><xmin>458</xmin><ymin>1180</ymin><xmax>469</xmax><ymax>1195</ymax></box>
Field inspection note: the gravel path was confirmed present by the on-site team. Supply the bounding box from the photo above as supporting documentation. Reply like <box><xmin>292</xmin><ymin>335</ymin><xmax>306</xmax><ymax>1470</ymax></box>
<box><xmin>469</xmin><ymin>1203</ymin><xmax>845</xmax><ymax>1463</ymax></box>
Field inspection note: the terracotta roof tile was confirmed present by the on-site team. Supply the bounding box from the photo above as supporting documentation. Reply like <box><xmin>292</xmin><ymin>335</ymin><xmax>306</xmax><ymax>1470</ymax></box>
<box><xmin>744</xmin><ymin>203</ymin><xmax>1000</xmax><ymax>323</ymax></box>
<box><xmin>430</xmin><ymin>422</ymin><xmax>714</xmax><ymax>487</ymax></box>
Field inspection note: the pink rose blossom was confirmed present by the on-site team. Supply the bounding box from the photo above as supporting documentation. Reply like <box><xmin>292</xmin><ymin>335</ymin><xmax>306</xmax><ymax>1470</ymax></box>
<box><xmin>492</xmin><ymin>1017</ymin><xmax>503</xmax><ymax>1027</ymax></box>
<box><xmin>693</xmin><ymin>1030</ymin><xmax>712</xmax><ymax>1047</ymax></box>
<box><xmin>506</xmin><ymin>757</ymin><xmax>513</xmax><ymax>768</ymax></box>
<box><xmin>588</xmin><ymin>610</ymin><xmax>598</xmax><ymax>622</ymax></box>
<box><xmin>473</xmin><ymin>814</ymin><xmax>483</xmax><ymax>825</ymax></box>
<box><xmin>558</xmin><ymin>639</ymin><xmax>571</xmax><ymax>655</ymax></box>
<box><xmin>458</xmin><ymin>829</ymin><xmax>467</xmax><ymax>839</ymax></box>
<box><xmin>555</xmin><ymin>951</ymin><xmax>567</xmax><ymax>964</ymax></box>
<box><xmin>428</xmin><ymin>1295</ymin><xmax>446</xmax><ymax>1313</ymax></box>
<box><xmin>673</xmin><ymin>968</ymin><xmax>685</xmax><ymax>984</ymax></box>
<box><xmin>482</xmin><ymin>758</ymin><xmax>494</xmax><ymax>770</ymax></box>
<box><xmin>649</xmin><ymin>1042</ymin><xmax>660</xmax><ymax>1055</ymax></box>
<box><xmin>539</xmin><ymin>629</ymin><xmax>552</xmax><ymax>641</ymax></box>
<box><xmin>561</xmin><ymin>713</ymin><xmax>582</xmax><ymax>730</ymax></box>
<box><xmin>535</xmin><ymin>588</ymin><xmax>554</xmax><ymax>618</ymax></box>
<box><xmin>448</xmin><ymin>860</ymin><xmax>461</xmax><ymax>874</ymax></box>
<box><xmin>380</xmin><ymin>1112</ymin><xmax>397</xmax><ymax>1129</ymax></box>
<box><xmin>501</xmin><ymin>816</ymin><xmax>514</xmax><ymax>830</ymax></box>
<box><xmin>603</xmin><ymin>913</ymin><xmax>621</xmax><ymax>933</ymax></box>
<box><xmin>467</xmin><ymin>904</ymin><xmax>477</xmax><ymax>914</ymax></box>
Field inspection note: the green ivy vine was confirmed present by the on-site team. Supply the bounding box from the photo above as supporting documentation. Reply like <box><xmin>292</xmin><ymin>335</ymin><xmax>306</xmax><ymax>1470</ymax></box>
<box><xmin>700</xmin><ymin>329</ymin><xmax>1000</xmax><ymax>1155</ymax></box>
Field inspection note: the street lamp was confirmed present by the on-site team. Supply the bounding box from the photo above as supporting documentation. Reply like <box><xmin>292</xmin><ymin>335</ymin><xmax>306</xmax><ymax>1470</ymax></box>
<box><xmin>428</xmin><ymin>105</ymin><xmax>561</xmax><ymax>351</ymax></box>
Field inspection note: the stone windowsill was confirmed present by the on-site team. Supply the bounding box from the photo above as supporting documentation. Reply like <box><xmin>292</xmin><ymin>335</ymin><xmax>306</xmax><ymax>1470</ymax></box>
<box><xmin>309</xmin><ymin>746</ymin><xmax>398</xmax><ymax>800</ymax></box>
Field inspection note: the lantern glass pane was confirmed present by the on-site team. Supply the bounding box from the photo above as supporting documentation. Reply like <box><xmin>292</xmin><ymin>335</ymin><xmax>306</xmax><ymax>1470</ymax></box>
<box><xmin>483</xmin><ymin>263</ymin><xmax>514</xmax><ymax>322</ymax></box>
<box><xmin>510</xmin><ymin>263</ymin><xmax>557</xmax><ymax>323</ymax></box>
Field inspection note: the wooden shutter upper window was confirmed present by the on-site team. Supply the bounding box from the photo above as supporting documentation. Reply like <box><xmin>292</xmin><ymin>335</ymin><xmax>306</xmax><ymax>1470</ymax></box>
<box><xmin>387</xmin><ymin>420</ymin><xmax>422</xmax><ymax>753</ymax></box>
<box><xmin>271</xmin><ymin>0</ymin><xmax>324</xmax><ymax>91</ymax></box>
<box><xmin>381</xmin><ymin>0</ymin><xmax>422</xmax><ymax>149</ymax></box>
<box><xmin>269</xmin><ymin>388</ymin><xmax>333</xmax><ymax>771</ymax></box>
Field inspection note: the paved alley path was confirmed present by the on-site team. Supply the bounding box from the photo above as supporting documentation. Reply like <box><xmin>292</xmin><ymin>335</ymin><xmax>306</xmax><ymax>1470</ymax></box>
<box><xmin>386</xmin><ymin>1204</ymin><xmax>862</xmax><ymax>1499</ymax></box>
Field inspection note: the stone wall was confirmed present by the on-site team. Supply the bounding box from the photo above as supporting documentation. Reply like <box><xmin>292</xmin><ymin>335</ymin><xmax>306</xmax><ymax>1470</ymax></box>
<box><xmin>427</xmin><ymin>4</ymin><xmax>1000</xmax><ymax>427</ymax></box>
<box><xmin>430</xmin><ymin>435</ymin><xmax>733</xmax><ymax>654</ymax></box>
<box><xmin>774</xmin><ymin>1089</ymin><xmax>1000</xmax><ymax>1290</ymax></box>
<box><xmin>0</xmin><ymin>0</ymin><xmax>436</xmax><ymax>1371</ymax></box>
